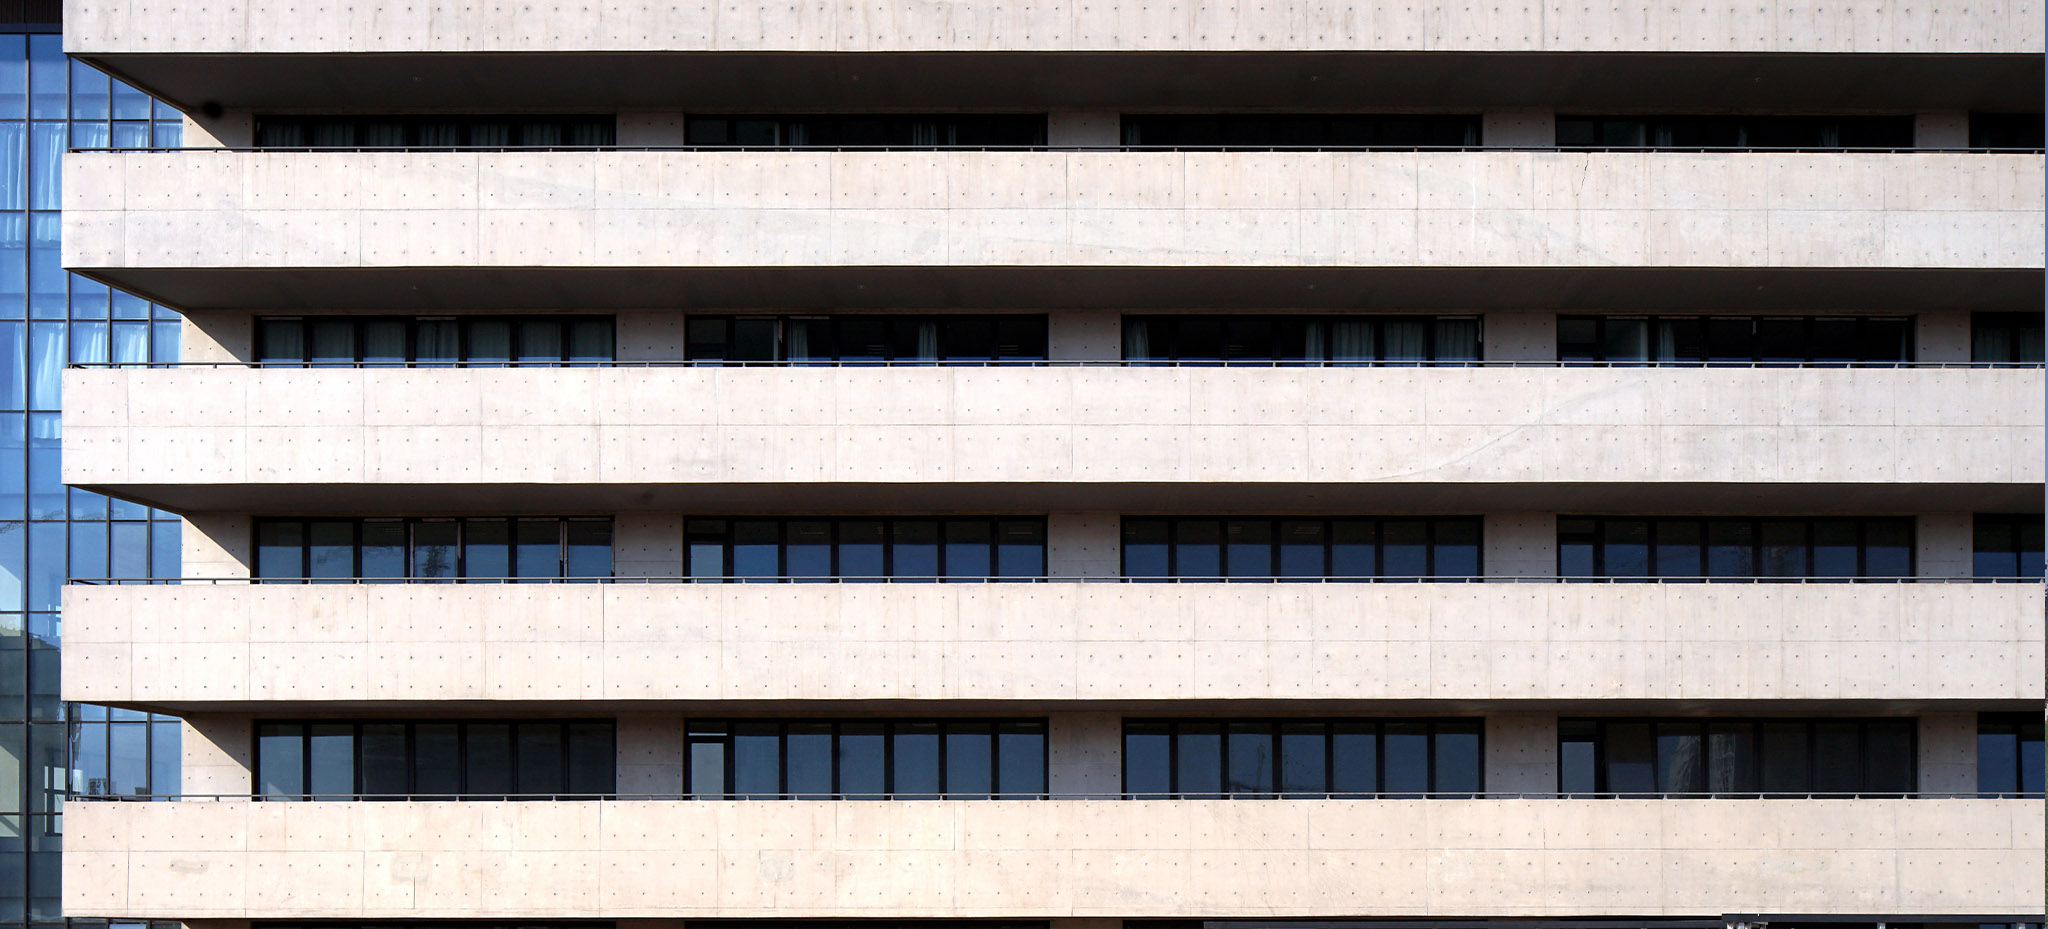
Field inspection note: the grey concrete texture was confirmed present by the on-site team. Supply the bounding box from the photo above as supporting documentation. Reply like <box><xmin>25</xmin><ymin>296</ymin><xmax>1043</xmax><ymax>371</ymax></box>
<box><xmin>62</xmin><ymin>0</ymin><xmax>2047</xmax><ymax>53</ymax></box>
<box><xmin>60</xmin><ymin>366</ymin><xmax>2045</xmax><ymax>490</ymax></box>
<box><xmin>62</xmin><ymin>151</ymin><xmax>2046</xmax><ymax>273</ymax></box>
<box><xmin>64</xmin><ymin>798</ymin><xmax>2044</xmax><ymax>917</ymax></box>
<box><xmin>61</xmin><ymin>582</ymin><xmax>2043</xmax><ymax>706</ymax></box>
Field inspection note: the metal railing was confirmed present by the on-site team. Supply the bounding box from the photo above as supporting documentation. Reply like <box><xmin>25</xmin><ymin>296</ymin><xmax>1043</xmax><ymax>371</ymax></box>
<box><xmin>68</xmin><ymin>790</ymin><xmax>2022</xmax><ymax>801</ymax></box>
<box><xmin>69</xmin><ymin>145</ymin><xmax>2048</xmax><ymax>155</ymax></box>
<box><xmin>64</xmin><ymin>359</ymin><xmax>2048</xmax><ymax>370</ymax></box>
<box><xmin>68</xmin><ymin>574</ymin><xmax>2042</xmax><ymax>585</ymax></box>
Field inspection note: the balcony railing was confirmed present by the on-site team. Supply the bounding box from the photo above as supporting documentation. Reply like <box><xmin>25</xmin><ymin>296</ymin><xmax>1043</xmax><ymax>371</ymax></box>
<box><xmin>68</xmin><ymin>575</ymin><xmax>2044</xmax><ymax>585</ymax></box>
<box><xmin>69</xmin><ymin>790</ymin><xmax>2029</xmax><ymax>801</ymax></box>
<box><xmin>70</xmin><ymin>145</ymin><xmax>2048</xmax><ymax>154</ymax></box>
<box><xmin>66</xmin><ymin>360</ymin><xmax>2048</xmax><ymax>370</ymax></box>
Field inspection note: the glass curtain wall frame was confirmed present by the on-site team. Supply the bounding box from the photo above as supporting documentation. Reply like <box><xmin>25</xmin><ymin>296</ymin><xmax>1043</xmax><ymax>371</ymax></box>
<box><xmin>0</xmin><ymin>34</ymin><xmax>187</xmax><ymax>927</ymax></box>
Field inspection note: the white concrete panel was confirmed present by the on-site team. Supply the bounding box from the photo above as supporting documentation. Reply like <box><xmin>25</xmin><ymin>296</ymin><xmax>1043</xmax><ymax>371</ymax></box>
<box><xmin>60</xmin><ymin>583</ymin><xmax>2043</xmax><ymax>706</ymax></box>
<box><xmin>65</xmin><ymin>799</ymin><xmax>2042</xmax><ymax>917</ymax></box>
<box><xmin>64</xmin><ymin>151</ymin><xmax>2047</xmax><ymax>273</ymax></box>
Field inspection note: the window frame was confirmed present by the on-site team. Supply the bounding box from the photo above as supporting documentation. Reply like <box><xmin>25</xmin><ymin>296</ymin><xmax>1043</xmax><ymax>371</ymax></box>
<box><xmin>255</xmin><ymin>315</ymin><xmax>616</xmax><ymax>367</ymax></box>
<box><xmin>1555</xmin><ymin>314</ymin><xmax>1915</xmax><ymax>364</ymax></box>
<box><xmin>1120</xmin><ymin>314</ymin><xmax>1482</xmax><ymax>363</ymax></box>
<box><xmin>1976</xmin><ymin>712</ymin><xmax>2045</xmax><ymax>798</ymax></box>
<box><xmin>252</xmin><ymin>719</ymin><xmax>617</xmax><ymax>800</ymax></box>
<box><xmin>1556</xmin><ymin>516</ymin><xmax>1915</xmax><ymax>579</ymax></box>
<box><xmin>683</xmin><ymin>516</ymin><xmax>1047</xmax><ymax>581</ymax></box>
<box><xmin>251</xmin><ymin>517</ymin><xmax>614</xmax><ymax>581</ymax></box>
<box><xmin>1121</xmin><ymin>718</ymin><xmax>1484</xmax><ymax>798</ymax></box>
<box><xmin>1119</xmin><ymin>516</ymin><xmax>1483</xmax><ymax>580</ymax></box>
<box><xmin>1556</xmin><ymin>717</ymin><xmax>1918</xmax><ymax>797</ymax></box>
<box><xmin>683</xmin><ymin>719</ymin><xmax>1049</xmax><ymax>799</ymax></box>
<box><xmin>682</xmin><ymin>314</ymin><xmax>1050</xmax><ymax>363</ymax></box>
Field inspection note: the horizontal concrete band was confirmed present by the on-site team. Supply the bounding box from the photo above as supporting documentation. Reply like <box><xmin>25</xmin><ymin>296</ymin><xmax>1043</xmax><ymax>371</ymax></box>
<box><xmin>65</xmin><ymin>799</ymin><xmax>2042</xmax><ymax>918</ymax></box>
<box><xmin>61</xmin><ymin>583</ymin><xmax>2043</xmax><ymax>706</ymax></box>
<box><xmin>63</xmin><ymin>0</ymin><xmax>2047</xmax><ymax>53</ymax></box>
<box><xmin>62</xmin><ymin>151</ymin><xmax>2046</xmax><ymax>272</ymax></box>
<box><xmin>60</xmin><ymin>367</ymin><xmax>2045</xmax><ymax>491</ymax></box>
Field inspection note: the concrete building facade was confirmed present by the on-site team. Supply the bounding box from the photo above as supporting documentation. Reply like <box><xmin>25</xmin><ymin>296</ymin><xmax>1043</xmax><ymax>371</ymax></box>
<box><xmin>50</xmin><ymin>2</ymin><xmax>2048</xmax><ymax>929</ymax></box>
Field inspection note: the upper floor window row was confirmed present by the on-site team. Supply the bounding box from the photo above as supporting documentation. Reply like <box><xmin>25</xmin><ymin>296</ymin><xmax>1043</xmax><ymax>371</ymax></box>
<box><xmin>1121</xmin><ymin>517</ymin><xmax>1481</xmax><ymax>580</ymax></box>
<box><xmin>1559</xmin><ymin>517</ymin><xmax>1913</xmax><ymax>579</ymax></box>
<box><xmin>1124</xmin><ymin>315</ymin><xmax>1481</xmax><ymax>363</ymax></box>
<box><xmin>1558</xmin><ymin>315</ymin><xmax>1912</xmax><ymax>364</ymax></box>
<box><xmin>254</xmin><ymin>517</ymin><xmax>613</xmax><ymax>581</ymax></box>
<box><xmin>686</xmin><ymin>517</ymin><xmax>1046</xmax><ymax>581</ymax></box>
<box><xmin>254</xmin><ymin>114</ymin><xmax>615</xmax><ymax>148</ymax></box>
<box><xmin>1969</xmin><ymin>113</ymin><xmax>2045</xmax><ymax>149</ymax></box>
<box><xmin>1124</xmin><ymin>719</ymin><xmax>1482</xmax><ymax>797</ymax></box>
<box><xmin>1973</xmin><ymin>514</ymin><xmax>2044</xmax><ymax>580</ymax></box>
<box><xmin>1972</xmin><ymin>312</ymin><xmax>2045</xmax><ymax>364</ymax></box>
<box><xmin>1557</xmin><ymin>115</ymin><xmax>1914</xmax><ymax>149</ymax></box>
<box><xmin>1978</xmin><ymin>713</ymin><xmax>2045</xmax><ymax>798</ymax></box>
<box><xmin>686</xmin><ymin>114</ymin><xmax>1047</xmax><ymax>147</ymax></box>
<box><xmin>257</xmin><ymin>719</ymin><xmax>615</xmax><ymax>800</ymax></box>
<box><xmin>684</xmin><ymin>314</ymin><xmax>1047</xmax><ymax>363</ymax></box>
<box><xmin>1559</xmin><ymin>718</ymin><xmax>1915</xmax><ymax>797</ymax></box>
<box><xmin>257</xmin><ymin>316</ymin><xmax>614</xmax><ymax>366</ymax></box>
<box><xmin>1120</xmin><ymin>114</ymin><xmax>1481</xmax><ymax>148</ymax></box>
<box><xmin>687</xmin><ymin>720</ymin><xmax>1047</xmax><ymax>799</ymax></box>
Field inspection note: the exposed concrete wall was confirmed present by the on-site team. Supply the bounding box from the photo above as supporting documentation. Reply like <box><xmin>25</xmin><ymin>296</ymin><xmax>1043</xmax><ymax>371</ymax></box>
<box><xmin>62</xmin><ymin>367</ymin><xmax>2047</xmax><ymax>492</ymax></box>
<box><xmin>1047</xmin><ymin>310</ymin><xmax>1120</xmax><ymax>360</ymax></box>
<box><xmin>64</xmin><ymin>151</ymin><xmax>2048</xmax><ymax>273</ymax></box>
<box><xmin>65</xmin><ymin>798</ymin><xmax>2046</xmax><ymax>917</ymax></box>
<box><xmin>614</xmin><ymin>513</ymin><xmax>683</xmax><ymax>576</ymax></box>
<box><xmin>182</xmin><ymin>513</ymin><xmax>250</xmax><ymax>579</ymax></box>
<box><xmin>180</xmin><ymin>714</ymin><xmax>252</xmax><ymax>794</ymax></box>
<box><xmin>617</xmin><ymin>714</ymin><xmax>685</xmax><ymax>795</ymax></box>
<box><xmin>1918</xmin><ymin>512</ymin><xmax>1974</xmax><ymax>578</ymax></box>
<box><xmin>1485</xmin><ymin>712</ymin><xmax>1557</xmax><ymax>794</ymax></box>
<box><xmin>618</xmin><ymin>112</ymin><xmax>687</xmax><ymax>147</ymax></box>
<box><xmin>1048</xmin><ymin>112</ymin><xmax>1119</xmax><ymax>148</ymax></box>
<box><xmin>1046</xmin><ymin>711</ymin><xmax>1120</xmax><ymax>794</ymax></box>
<box><xmin>180</xmin><ymin>311</ymin><xmax>251</xmax><ymax>363</ymax></box>
<box><xmin>61</xmin><ymin>583</ymin><xmax>2044</xmax><ymax>706</ymax></box>
<box><xmin>1916</xmin><ymin>112</ymin><xmax>1970</xmax><ymax>149</ymax></box>
<box><xmin>1919</xmin><ymin>710</ymin><xmax>1977</xmax><ymax>794</ymax></box>
<box><xmin>1482</xmin><ymin>309</ymin><xmax>1553</xmax><ymax>361</ymax></box>
<box><xmin>1483</xmin><ymin>512</ymin><xmax>1555</xmax><ymax>578</ymax></box>
<box><xmin>1047</xmin><ymin>513</ymin><xmax>1118</xmax><ymax>578</ymax></box>
<box><xmin>1483</xmin><ymin>109</ymin><xmax>1554</xmax><ymax>148</ymax></box>
<box><xmin>1918</xmin><ymin>310</ymin><xmax>1974</xmax><ymax>362</ymax></box>
<box><xmin>66</xmin><ymin>1</ymin><xmax>2048</xmax><ymax>53</ymax></box>
<box><xmin>616</xmin><ymin>311</ymin><xmax>685</xmax><ymax>362</ymax></box>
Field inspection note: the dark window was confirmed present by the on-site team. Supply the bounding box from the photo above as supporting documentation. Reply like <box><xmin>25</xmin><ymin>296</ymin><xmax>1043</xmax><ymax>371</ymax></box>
<box><xmin>1123</xmin><ymin>517</ymin><xmax>1480</xmax><ymax>580</ymax></box>
<box><xmin>1558</xmin><ymin>517</ymin><xmax>1913</xmax><ymax>579</ymax></box>
<box><xmin>685</xmin><ymin>315</ymin><xmax>1048</xmax><ymax>363</ymax></box>
<box><xmin>256</xmin><ymin>316</ymin><xmax>614</xmax><ymax>366</ymax></box>
<box><xmin>685</xmin><ymin>517</ymin><xmax>1044</xmax><ymax>580</ymax></box>
<box><xmin>253</xmin><ymin>518</ymin><xmax>612</xmax><ymax>580</ymax></box>
<box><xmin>1971</xmin><ymin>312</ymin><xmax>2045</xmax><ymax>363</ymax></box>
<box><xmin>1120</xmin><ymin>114</ymin><xmax>1481</xmax><ymax>148</ymax></box>
<box><xmin>1973</xmin><ymin>514</ymin><xmax>2044</xmax><ymax>580</ymax></box>
<box><xmin>1556</xmin><ymin>315</ymin><xmax>1911</xmax><ymax>364</ymax></box>
<box><xmin>253</xmin><ymin>115</ymin><xmax>616</xmax><ymax>148</ymax></box>
<box><xmin>1556</xmin><ymin>115</ymin><xmax>1913</xmax><ymax>149</ymax></box>
<box><xmin>685</xmin><ymin>720</ymin><xmax>1046</xmax><ymax>798</ymax></box>
<box><xmin>1123</xmin><ymin>719</ymin><xmax>1482</xmax><ymax>797</ymax></box>
<box><xmin>254</xmin><ymin>720</ymin><xmax>614</xmax><ymax>799</ymax></box>
<box><xmin>1977</xmin><ymin>713</ymin><xmax>2045</xmax><ymax>797</ymax></box>
<box><xmin>1969</xmin><ymin>113</ymin><xmax>2045</xmax><ymax>149</ymax></box>
<box><xmin>685</xmin><ymin>115</ymin><xmax>1047</xmax><ymax>148</ymax></box>
<box><xmin>1123</xmin><ymin>315</ymin><xmax>1480</xmax><ymax>362</ymax></box>
<box><xmin>1559</xmin><ymin>718</ymin><xmax>1916</xmax><ymax>796</ymax></box>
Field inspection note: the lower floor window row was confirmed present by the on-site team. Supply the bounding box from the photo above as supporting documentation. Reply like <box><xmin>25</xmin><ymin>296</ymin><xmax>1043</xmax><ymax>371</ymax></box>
<box><xmin>256</xmin><ymin>720</ymin><xmax>616</xmax><ymax>799</ymax></box>
<box><xmin>686</xmin><ymin>720</ymin><xmax>1048</xmax><ymax>798</ymax></box>
<box><xmin>1124</xmin><ymin>719</ymin><xmax>1482</xmax><ymax>797</ymax></box>
<box><xmin>1559</xmin><ymin>718</ymin><xmax>1916</xmax><ymax>796</ymax></box>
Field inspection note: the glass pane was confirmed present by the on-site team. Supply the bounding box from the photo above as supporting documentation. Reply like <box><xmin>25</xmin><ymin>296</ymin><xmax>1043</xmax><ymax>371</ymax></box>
<box><xmin>892</xmin><ymin>723</ymin><xmax>941</xmax><ymax>798</ymax></box>
<box><xmin>1864</xmin><ymin>520</ymin><xmax>1912</xmax><ymax>578</ymax></box>
<box><xmin>1330</xmin><ymin>520</ymin><xmax>1376</xmax><ymax>578</ymax></box>
<box><xmin>1863</xmin><ymin>721</ymin><xmax>1914</xmax><ymax>795</ymax></box>
<box><xmin>687</xmin><ymin>736</ymin><xmax>726</xmax><ymax>797</ymax></box>
<box><xmin>307</xmin><ymin>319</ymin><xmax>355</xmax><ymax>364</ymax></box>
<box><xmin>890</xmin><ymin>521</ymin><xmax>939</xmax><ymax>578</ymax></box>
<box><xmin>837</xmin><ymin>724</ymin><xmax>885</xmax><ymax>799</ymax></box>
<box><xmin>566</xmin><ymin>723</ymin><xmax>614</xmax><ymax>796</ymax></box>
<box><xmin>1124</xmin><ymin>724</ymin><xmax>1172</xmax><ymax>796</ymax></box>
<box><xmin>1812</xmin><ymin>722</ymin><xmax>1862</xmax><ymax>793</ymax></box>
<box><xmin>944</xmin><ymin>723</ymin><xmax>993</xmax><ymax>797</ymax></box>
<box><xmin>565</xmin><ymin>520</ymin><xmax>612</xmax><ymax>579</ymax></box>
<box><xmin>1330</xmin><ymin>724</ymin><xmax>1377</xmax><ymax>795</ymax></box>
<box><xmin>464</xmin><ymin>724</ymin><xmax>512</xmax><ymax>795</ymax></box>
<box><xmin>1382</xmin><ymin>723</ymin><xmax>1429</xmax><ymax>795</ymax></box>
<box><xmin>515</xmin><ymin>319</ymin><xmax>563</xmax><ymax>361</ymax></box>
<box><xmin>1760</xmin><ymin>521</ymin><xmax>1808</xmax><ymax>577</ymax></box>
<box><xmin>256</xmin><ymin>724</ymin><xmax>304</xmax><ymax>797</ymax></box>
<box><xmin>359</xmin><ymin>521</ymin><xmax>405</xmax><ymax>581</ymax></box>
<box><xmin>515</xmin><ymin>724</ymin><xmax>565</xmax><ymax>795</ymax></box>
<box><xmin>256</xmin><ymin>521</ymin><xmax>304</xmax><ymax>579</ymax></box>
<box><xmin>1760</xmin><ymin>722</ymin><xmax>1810</xmax><ymax>793</ymax></box>
<box><xmin>1176</xmin><ymin>725</ymin><xmax>1222</xmax><ymax>796</ymax></box>
<box><xmin>568</xmin><ymin>319</ymin><xmax>613</xmax><ymax>361</ymax></box>
<box><xmin>411</xmin><ymin>522</ymin><xmax>458</xmax><ymax>579</ymax></box>
<box><xmin>1223</xmin><ymin>521</ymin><xmax>1273</xmax><ymax>578</ymax></box>
<box><xmin>1279</xmin><ymin>723</ymin><xmax>1327</xmax><ymax>795</ymax></box>
<box><xmin>467</xmin><ymin>320</ymin><xmax>512</xmax><ymax>363</ymax></box>
<box><xmin>1655</xmin><ymin>723</ymin><xmax>1704</xmax><ymax>794</ymax></box>
<box><xmin>731</xmin><ymin>724</ymin><xmax>780</xmax><ymax>797</ymax></box>
<box><xmin>257</xmin><ymin>320</ymin><xmax>304</xmax><ymax>362</ymax></box>
<box><xmin>462</xmin><ymin>520</ymin><xmax>509</xmax><ymax>579</ymax></box>
<box><xmin>994</xmin><ymin>520</ymin><xmax>1044</xmax><ymax>577</ymax></box>
<box><xmin>1653</xmin><ymin>520</ymin><xmax>1702</xmax><ymax>577</ymax></box>
<box><xmin>361</xmin><ymin>320</ymin><xmax>406</xmax><ymax>364</ymax></box>
<box><xmin>1706</xmin><ymin>722</ymin><xmax>1757</xmax><ymax>793</ymax></box>
<box><xmin>1601</xmin><ymin>520</ymin><xmax>1650</xmax><ymax>578</ymax></box>
<box><xmin>414</xmin><ymin>723</ymin><xmax>461</xmax><ymax>796</ymax></box>
<box><xmin>514</xmin><ymin>519</ymin><xmax>560</xmax><ymax>579</ymax></box>
<box><xmin>1559</xmin><ymin>721</ymin><xmax>1598</xmax><ymax>794</ymax></box>
<box><xmin>838</xmin><ymin>521</ymin><xmax>885</xmax><ymax>579</ymax></box>
<box><xmin>1381</xmin><ymin>520</ymin><xmax>1427</xmax><ymax>577</ymax></box>
<box><xmin>784</xmin><ymin>724</ymin><xmax>832</xmax><ymax>798</ymax></box>
<box><xmin>1225</xmin><ymin>723</ymin><xmax>1274</xmax><ymax>794</ymax></box>
<box><xmin>1433</xmin><ymin>723</ymin><xmax>1481</xmax><ymax>795</ymax></box>
<box><xmin>1174</xmin><ymin>521</ymin><xmax>1221</xmax><ymax>578</ymax></box>
<box><xmin>1277</xmin><ymin>521</ymin><xmax>1325</xmax><ymax>577</ymax></box>
<box><xmin>995</xmin><ymin>722</ymin><xmax>1045</xmax><ymax>797</ymax></box>
<box><xmin>1432</xmin><ymin>520</ymin><xmax>1480</xmax><ymax>578</ymax></box>
<box><xmin>306</xmin><ymin>521</ymin><xmax>353</xmax><ymax>580</ymax></box>
<box><xmin>1810</xmin><ymin>520</ymin><xmax>1859</xmax><ymax>578</ymax></box>
<box><xmin>1122</xmin><ymin>520</ymin><xmax>1169</xmax><ymax>577</ymax></box>
<box><xmin>359</xmin><ymin>724</ymin><xmax>408</xmax><ymax>797</ymax></box>
<box><xmin>1603</xmin><ymin>722</ymin><xmax>1654</xmax><ymax>794</ymax></box>
<box><xmin>307</xmin><ymin>723</ymin><xmax>354</xmax><ymax>800</ymax></box>
<box><xmin>942</xmin><ymin>520</ymin><xmax>991</xmax><ymax>578</ymax></box>
<box><xmin>1705</xmin><ymin>520</ymin><xmax>1755</xmax><ymax>577</ymax></box>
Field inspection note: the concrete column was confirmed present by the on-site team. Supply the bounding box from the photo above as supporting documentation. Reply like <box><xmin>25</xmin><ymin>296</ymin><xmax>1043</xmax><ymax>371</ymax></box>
<box><xmin>184</xmin><ymin>514</ymin><xmax>251</xmax><ymax>579</ymax></box>
<box><xmin>1917</xmin><ymin>513</ymin><xmax>1973</xmax><ymax>579</ymax></box>
<box><xmin>1918</xmin><ymin>711</ymin><xmax>1975</xmax><ymax>794</ymax></box>
<box><xmin>1482</xmin><ymin>109</ymin><xmax>1554</xmax><ymax>148</ymax></box>
<box><xmin>1484</xmin><ymin>513</ymin><xmax>1555</xmax><ymax>578</ymax></box>
<box><xmin>1915</xmin><ymin>111</ymin><xmax>1970</xmax><ymax>149</ymax></box>
<box><xmin>180</xmin><ymin>311</ymin><xmax>251</xmax><ymax>363</ymax></box>
<box><xmin>614</xmin><ymin>513</ymin><xmax>683</xmax><ymax>577</ymax></box>
<box><xmin>182</xmin><ymin>713</ymin><xmax>253</xmax><ymax>795</ymax></box>
<box><xmin>183</xmin><ymin>108</ymin><xmax>253</xmax><ymax>147</ymax></box>
<box><xmin>1047</xmin><ymin>111</ymin><xmax>1119</xmax><ymax>148</ymax></box>
<box><xmin>1485</xmin><ymin>712</ymin><xmax>1557</xmax><ymax>795</ymax></box>
<box><xmin>1916</xmin><ymin>311</ymin><xmax>1974</xmax><ymax>362</ymax></box>
<box><xmin>1482</xmin><ymin>310</ymin><xmax>1553</xmax><ymax>362</ymax></box>
<box><xmin>617</xmin><ymin>111</ymin><xmax>687</xmax><ymax>146</ymax></box>
<box><xmin>1046</xmin><ymin>711</ymin><xmax>1121</xmax><ymax>794</ymax></box>
<box><xmin>616</xmin><ymin>311</ymin><xmax>685</xmax><ymax>362</ymax></box>
<box><xmin>1047</xmin><ymin>512</ymin><xmax>1118</xmax><ymax>578</ymax></box>
<box><xmin>616</xmin><ymin>714</ymin><xmax>685</xmax><ymax>795</ymax></box>
<box><xmin>1047</xmin><ymin>310</ymin><xmax>1121</xmax><ymax>361</ymax></box>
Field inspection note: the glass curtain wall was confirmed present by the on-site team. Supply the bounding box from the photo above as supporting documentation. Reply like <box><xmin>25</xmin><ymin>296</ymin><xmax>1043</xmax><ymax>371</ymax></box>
<box><xmin>0</xmin><ymin>32</ymin><xmax>187</xmax><ymax>929</ymax></box>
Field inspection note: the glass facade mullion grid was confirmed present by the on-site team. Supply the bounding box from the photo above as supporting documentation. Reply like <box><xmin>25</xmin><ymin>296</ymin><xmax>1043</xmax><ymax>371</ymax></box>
<box><xmin>0</xmin><ymin>34</ymin><xmax>189</xmax><ymax>926</ymax></box>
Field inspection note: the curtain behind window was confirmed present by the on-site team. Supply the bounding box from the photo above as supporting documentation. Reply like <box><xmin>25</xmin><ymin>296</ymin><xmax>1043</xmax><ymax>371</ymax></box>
<box><xmin>1382</xmin><ymin>320</ymin><xmax>1426</xmax><ymax>360</ymax></box>
<box><xmin>1433</xmin><ymin>318</ymin><xmax>1480</xmax><ymax>361</ymax></box>
<box><xmin>1329</xmin><ymin>321</ymin><xmax>1373</xmax><ymax>361</ymax></box>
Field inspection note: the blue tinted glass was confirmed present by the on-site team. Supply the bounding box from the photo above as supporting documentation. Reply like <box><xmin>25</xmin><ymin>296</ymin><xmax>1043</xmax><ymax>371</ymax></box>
<box><xmin>67</xmin><ymin>60</ymin><xmax>107</xmax><ymax>120</ymax></box>
<box><xmin>0</xmin><ymin>523</ymin><xmax>22</xmax><ymax>612</ymax></box>
<box><xmin>892</xmin><ymin>724</ymin><xmax>940</xmax><ymax>797</ymax></box>
<box><xmin>730</xmin><ymin>521</ymin><xmax>778</xmax><ymax>578</ymax></box>
<box><xmin>151</xmin><ymin>720</ymin><xmax>181</xmax><ymax>794</ymax></box>
<box><xmin>1433</xmin><ymin>724</ymin><xmax>1482</xmax><ymax>794</ymax></box>
<box><xmin>25</xmin><ymin>322</ymin><xmax>58</xmax><ymax>409</ymax></box>
<box><xmin>785</xmin><ymin>521</ymin><xmax>831</xmax><ymax>578</ymax></box>
<box><xmin>1175</xmin><ymin>726</ymin><xmax>1222</xmax><ymax>795</ymax></box>
<box><xmin>837</xmin><ymin>521</ymin><xmax>884</xmax><ymax>579</ymax></box>
<box><xmin>995</xmin><ymin>724</ymin><xmax>1044</xmax><ymax>796</ymax></box>
<box><xmin>1330</xmin><ymin>725</ymin><xmax>1376</xmax><ymax>794</ymax></box>
<box><xmin>784</xmin><ymin>725</ymin><xmax>831</xmax><ymax>797</ymax></box>
<box><xmin>1381</xmin><ymin>520</ymin><xmax>1428</xmax><ymax>577</ymax></box>
<box><xmin>110</xmin><ymin>291</ymin><xmax>146</xmax><ymax>320</ymax></box>
<box><xmin>1124</xmin><ymin>726</ymin><xmax>1171</xmax><ymax>796</ymax></box>
<box><xmin>461</xmin><ymin>520</ymin><xmax>509</xmax><ymax>578</ymax></box>
<box><xmin>1225</xmin><ymin>724</ymin><xmax>1273</xmax><ymax>793</ymax></box>
<box><xmin>25</xmin><ymin>128</ymin><xmax>58</xmax><ymax>210</ymax></box>
<box><xmin>1279</xmin><ymin>724</ymin><xmax>1326</xmax><ymax>794</ymax></box>
<box><xmin>890</xmin><ymin>521</ymin><xmax>938</xmax><ymax>577</ymax></box>
<box><xmin>0</xmin><ymin>212</ymin><xmax>21</xmax><ymax>298</ymax></box>
<box><xmin>25</xmin><ymin>37</ymin><xmax>60</xmax><ymax>119</ymax></box>
<box><xmin>68</xmin><ymin>487</ymin><xmax>106</xmax><ymax>521</ymax></box>
<box><xmin>109</xmin><ymin>320</ymin><xmax>146</xmax><ymax>364</ymax></box>
<box><xmin>836</xmin><ymin>725</ymin><xmax>885</xmax><ymax>798</ymax></box>
<box><xmin>151</xmin><ymin>120</ymin><xmax>182</xmax><ymax>148</ymax></box>
<box><xmin>731</xmin><ymin>725</ymin><xmax>780</xmax><ymax>796</ymax></box>
<box><xmin>1382</xmin><ymin>724</ymin><xmax>1429</xmax><ymax>794</ymax></box>
<box><xmin>25</xmin><ymin>522</ymin><xmax>60</xmax><ymax>611</ymax></box>
<box><xmin>1173</xmin><ymin>521</ymin><xmax>1220</xmax><ymax>578</ymax></box>
<box><xmin>0</xmin><ymin>417</ymin><xmax>20</xmax><ymax>520</ymax></box>
<box><xmin>151</xmin><ymin>320</ymin><xmax>179</xmax><ymax>361</ymax></box>
<box><xmin>1979</xmin><ymin>728</ymin><xmax>2019</xmax><ymax>795</ymax></box>
<box><xmin>109</xmin><ymin>522</ymin><xmax>148</xmax><ymax>580</ymax></box>
<box><xmin>0</xmin><ymin>36</ymin><xmax>22</xmax><ymax>119</ymax></box>
<box><xmin>66</xmin><ymin>521</ymin><xmax>106</xmax><ymax>580</ymax></box>
<box><xmin>69</xmin><ymin>320</ymin><xmax>107</xmax><ymax>364</ymax></box>
<box><xmin>0</xmin><ymin>324</ymin><xmax>20</xmax><ymax>409</ymax></box>
<box><xmin>1122</xmin><ymin>521</ymin><xmax>1168</xmax><ymax>577</ymax></box>
<box><xmin>25</xmin><ymin>414</ymin><xmax>57</xmax><ymax>519</ymax></box>
<box><xmin>111</xmin><ymin>80</ymin><xmax>150</xmax><ymax>121</ymax></box>
<box><xmin>109</xmin><ymin>121</ymin><xmax>146</xmax><ymax>149</ymax></box>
